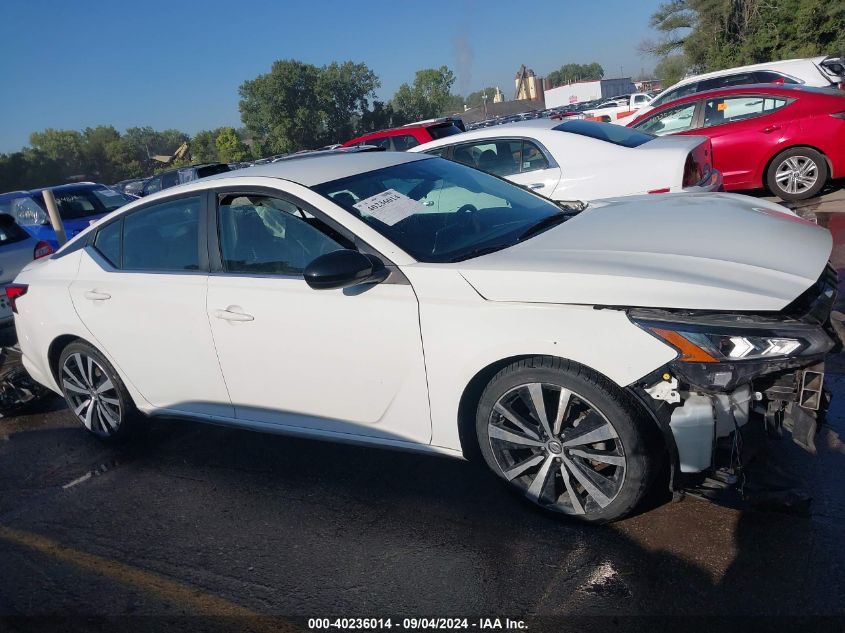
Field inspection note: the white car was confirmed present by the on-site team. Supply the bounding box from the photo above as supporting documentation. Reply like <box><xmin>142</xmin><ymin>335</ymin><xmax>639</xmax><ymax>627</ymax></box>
<box><xmin>11</xmin><ymin>151</ymin><xmax>836</xmax><ymax>522</ymax></box>
<box><xmin>410</xmin><ymin>118</ymin><xmax>721</xmax><ymax>201</ymax></box>
<box><xmin>618</xmin><ymin>55</ymin><xmax>845</xmax><ymax>126</ymax></box>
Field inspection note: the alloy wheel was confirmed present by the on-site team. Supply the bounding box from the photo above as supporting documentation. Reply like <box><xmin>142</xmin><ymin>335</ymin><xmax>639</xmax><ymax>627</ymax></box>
<box><xmin>775</xmin><ymin>155</ymin><xmax>818</xmax><ymax>195</ymax></box>
<box><xmin>61</xmin><ymin>352</ymin><xmax>122</xmax><ymax>436</ymax></box>
<box><xmin>487</xmin><ymin>382</ymin><xmax>626</xmax><ymax>515</ymax></box>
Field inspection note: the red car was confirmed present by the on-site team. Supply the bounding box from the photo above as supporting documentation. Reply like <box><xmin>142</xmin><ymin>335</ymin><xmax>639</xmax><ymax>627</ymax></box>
<box><xmin>342</xmin><ymin>118</ymin><xmax>465</xmax><ymax>152</ymax></box>
<box><xmin>627</xmin><ymin>84</ymin><xmax>845</xmax><ymax>200</ymax></box>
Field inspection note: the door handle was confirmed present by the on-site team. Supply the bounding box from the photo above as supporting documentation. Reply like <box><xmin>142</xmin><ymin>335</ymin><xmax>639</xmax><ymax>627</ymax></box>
<box><xmin>761</xmin><ymin>125</ymin><xmax>781</xmax><ymax>134</ymax></box>
<box><xmin>83</xmin><ymin>290</ymin><xmax>111</xmax><ymax>301</ymax></box>
<box><xmin>527</xmin><ymin>183</ymin><xmax>544</xmax><ymax>190</ymax></box>
<box><xmin>214</xmin><ymin>309</ymin><xmax>254</xmax><ymax>322</ymax></box>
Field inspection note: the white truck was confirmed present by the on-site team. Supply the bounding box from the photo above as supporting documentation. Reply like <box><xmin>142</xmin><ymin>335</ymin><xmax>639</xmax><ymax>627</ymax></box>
<box><xmin>583</xmin><ymin>93</ymin><xmax>653</xmax><ymax>122</ymax></box>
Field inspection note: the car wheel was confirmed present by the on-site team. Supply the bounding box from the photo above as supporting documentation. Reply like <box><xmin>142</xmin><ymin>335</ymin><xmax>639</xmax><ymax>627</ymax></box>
<box><xmin>766</xmin><ymin>147</ymin><xmax>828</xmax><ymax>201</ymax></box>
<box><xmin>58</xmin><ymin>341</ymin><xmax>140</xmax><ymax>441</ymax></box>
<box><xmin>476</xmin><ymin>357</ymin><xmax>656</xmax><ymax>523</ymax></box>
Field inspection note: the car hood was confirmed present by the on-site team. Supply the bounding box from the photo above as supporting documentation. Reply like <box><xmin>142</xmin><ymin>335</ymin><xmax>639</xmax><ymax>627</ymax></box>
<box><xmin>456</xmin><ymin>193</ymin><xmax>832</xmax><ymax>311</ymax></box>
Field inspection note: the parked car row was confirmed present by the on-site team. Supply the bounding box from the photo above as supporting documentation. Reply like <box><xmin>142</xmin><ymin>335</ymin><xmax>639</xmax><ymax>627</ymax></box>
<box><xmin>409</xmin><ymin>118</ymin><xmax>720</xmax><ymax>200</ymax></box>
<box><xmin>627</xmin><ymin>84</ymin><xmax>845</xmax><ymax>200</ymax></box>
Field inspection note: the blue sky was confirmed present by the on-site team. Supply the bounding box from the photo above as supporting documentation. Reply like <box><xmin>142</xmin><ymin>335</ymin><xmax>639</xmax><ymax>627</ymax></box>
<box><xmin>0</xmin><ymin>0</ymin><xmax>661</xmax><ymax>153</ymax></box>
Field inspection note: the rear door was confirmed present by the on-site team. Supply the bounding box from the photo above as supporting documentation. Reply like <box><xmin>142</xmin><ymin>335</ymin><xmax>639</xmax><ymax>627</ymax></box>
<box><xmin>69</xmin><ymin>193</ymin><xmax>232</xmax><ymax>417</ymax></box>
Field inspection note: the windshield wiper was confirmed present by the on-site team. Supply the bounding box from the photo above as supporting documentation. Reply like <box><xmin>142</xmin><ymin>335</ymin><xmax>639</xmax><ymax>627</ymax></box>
<box><xmin>517</xmin><ymin>213</ymin><xmax>570</xmax><ymax>242</ymax></box>
<box><xmin>447</xmin><ymin>244</ymin><xmax>511</xmax><ymax>263</ymax></box>
<box><xmin>557</xmin><ymin>199</ymin><xmax>587</xmax><ymax>212</ymax></box>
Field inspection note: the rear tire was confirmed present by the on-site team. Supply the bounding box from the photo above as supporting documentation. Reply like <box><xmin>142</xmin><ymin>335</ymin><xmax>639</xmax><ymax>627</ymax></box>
<box><xmin>766</xmin><ymin>147</ymin><xmax>828</xmax><ymax>201</ymax></box>
<box><xmin>475</xmin><ymin>357</ymin><xmax>657</xmax><ymax>523</ymax></box>
<box><xmin>57</xmin><ymin>341</ymin><xmax>141</xmax><ymax>441</ymax></box>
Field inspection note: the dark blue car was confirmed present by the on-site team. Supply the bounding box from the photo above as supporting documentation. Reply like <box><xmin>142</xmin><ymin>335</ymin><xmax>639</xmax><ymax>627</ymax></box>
<box><xmin>0</xmin><ymin>183</ymin><xmax>134</xmax><ymax>249</ymax></box>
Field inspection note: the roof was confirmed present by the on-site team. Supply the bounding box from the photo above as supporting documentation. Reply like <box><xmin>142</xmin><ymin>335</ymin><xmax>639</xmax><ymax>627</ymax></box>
<box><xmin>641</xmin><ymin>83</ymin><xmax>841</xmax><ymax>113</ymax></box>
<box><xmin>0</xmin><ymin>182</ymin><xmax>106</xmax><ymax>200</ymax></box>
<box><xmin>202</xmin><ymin>150</ymin><xmax>431</xmax><ymax>187</ymax></box>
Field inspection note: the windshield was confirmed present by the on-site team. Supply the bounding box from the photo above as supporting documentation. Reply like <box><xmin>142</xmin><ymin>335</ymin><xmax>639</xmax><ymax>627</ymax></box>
<box><xmin>312</xmin><ymin>157</ymin><xmax>564</xmax><ymax>263</ymax></box>
<box><xmin>553</xmin><ymin>120</ymin><xmax>655</xmax><ymax>147</ymax></box>
<box><xmin>427</xmin><ymin>124</ymin><xmax>463</xmax><ymax>140</ymax></box>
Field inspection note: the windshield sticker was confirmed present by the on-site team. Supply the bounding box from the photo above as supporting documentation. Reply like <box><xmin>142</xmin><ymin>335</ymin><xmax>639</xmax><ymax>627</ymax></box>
<box><xmin>353</xmin><ymin>189</ymin><xmax>424</xmax><ymax>225</ymax></box>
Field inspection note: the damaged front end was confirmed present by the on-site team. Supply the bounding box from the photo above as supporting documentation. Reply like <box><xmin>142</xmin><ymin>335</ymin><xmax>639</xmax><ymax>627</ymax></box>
<box><xmin>627</xmin><ymin>265</ymin><xmax>840</xmax><ymax>497</ymax></box>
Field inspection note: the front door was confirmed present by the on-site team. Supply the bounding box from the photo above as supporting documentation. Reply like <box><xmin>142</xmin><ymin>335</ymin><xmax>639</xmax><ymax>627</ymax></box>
<box><xmin>69</xmin><ymin>194</ymin><xmax>233</xmax><ymax>417</ymax></box>
<box><xmin>205</xmin><ymin>191</ymin><xmax>432</xmax><ymax>444</ymax></box>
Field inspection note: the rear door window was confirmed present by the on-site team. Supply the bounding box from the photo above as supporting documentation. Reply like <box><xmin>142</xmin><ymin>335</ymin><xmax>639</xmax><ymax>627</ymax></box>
<box><xmin>702</xmin><ymin>95</ymin><xmax>789</xmax><ymax>127</ymax></box>
<box><xmin>391</xmin><ymin>135</ymin><xmax>421</xmax><ymax>151</ymax></box>
<box><xmin>94</xmin><ymin>218</ymin><xmax>122</xmax><ymax>267</ymax></box>
<box><xmin>651</xmin><ymin>82</ymin><xmax>698</xmax><ymax>107</ymax></box>
<box><xmin>122</xmin><ymin>196</ymin><xmax>201</xmax><ymax>271</ymax></box>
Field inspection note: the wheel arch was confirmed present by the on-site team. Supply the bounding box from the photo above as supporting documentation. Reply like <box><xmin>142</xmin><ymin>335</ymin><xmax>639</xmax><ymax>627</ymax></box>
<box><xmin>762</xmin><ymin>144</ymin><xmax>832</xmax><ymax>189</ymax></box>
<box><xmin>456</xmin><ymin>354</ymin><xmax>673</xmax><ymax>474</ymax></box>
<box><xmin>47</xmin><ymin>334</ymin><xmax>86</xmax><ymax>385</ymax></box>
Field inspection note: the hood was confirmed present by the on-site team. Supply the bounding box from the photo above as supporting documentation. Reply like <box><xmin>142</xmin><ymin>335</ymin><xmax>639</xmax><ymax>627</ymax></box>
<box><xmin>457</xmin><ymin>193</ymin><xmax>832</xmax><ymax>311</ymax></box>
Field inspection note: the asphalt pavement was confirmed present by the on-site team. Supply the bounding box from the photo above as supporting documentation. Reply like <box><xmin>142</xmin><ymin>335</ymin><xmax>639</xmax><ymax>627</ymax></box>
<box><xmin>2</xmin><ymin>185</ymin><xmax>845</xmax><ymax>632</ymax></box>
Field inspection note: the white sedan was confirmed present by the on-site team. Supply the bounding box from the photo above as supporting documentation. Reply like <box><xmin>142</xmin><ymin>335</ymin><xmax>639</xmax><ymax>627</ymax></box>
<box><xmin>410</xmin><ymin>118</ymin><xmax>722</xmax><ymax>200</ymax></box>
<box><xmin>11</xmin><ymin>151</ymin><xmax>834</xmax><ymax>522</ymax></box>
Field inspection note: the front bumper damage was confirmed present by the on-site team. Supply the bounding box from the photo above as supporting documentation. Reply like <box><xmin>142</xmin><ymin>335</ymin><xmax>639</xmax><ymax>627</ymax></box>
<box><xmin>628</xmin><ymin>265</ymin><xmax>841</xmax><ymax>506</ymax></box>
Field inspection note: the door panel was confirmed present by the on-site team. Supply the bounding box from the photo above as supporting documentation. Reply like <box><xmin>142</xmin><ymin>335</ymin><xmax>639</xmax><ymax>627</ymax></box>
<box><xmin>507</xmin><ymin>167</ymin><xmax>562</xmax><ymax>197</ymax></box>
<box><xmin>206</xmin><ymin>191</ymin><xmax>431</xmax><ymax>444</ymax></box>
<box><xmin>206</xmin><ymin>276</ymin><xmax>431</xmax><ymax>443</ymax></box>
<box><xmin>69</xmin><ymin>250</ymin><xmax>232</xmax><ymax>416</ymax></box>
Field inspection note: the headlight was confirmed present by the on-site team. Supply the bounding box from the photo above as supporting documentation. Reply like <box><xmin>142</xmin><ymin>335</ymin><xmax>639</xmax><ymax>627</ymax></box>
<box><xmin>647</xmin><ymin>327</ymin><xmax>808</xmax><ymax>362</ymax></box>
<box><xmin>630</xmin><ymin>311</ymin><xmax>835</xmax><ymax>390</ymax></box>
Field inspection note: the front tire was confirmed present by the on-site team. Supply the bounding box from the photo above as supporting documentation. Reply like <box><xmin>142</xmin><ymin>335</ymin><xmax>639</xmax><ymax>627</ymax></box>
<box><xmin>476</xmin><ymin>357</ymin><xmax>656</xmax><ymax>523</ymax></box>
<box><xmin>58</xmin><ymin>341</ymin><xmax>140</xmax><ymax>441</ymax></box>
<box><xmin>766</xmin><ymin>147</ymin><xmax>828</xmax><ymax>201</ymax></box>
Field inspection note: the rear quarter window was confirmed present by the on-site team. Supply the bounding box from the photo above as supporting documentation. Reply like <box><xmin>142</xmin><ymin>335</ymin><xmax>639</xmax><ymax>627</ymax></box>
<box><xmin>0</xmin><ymin>215</ymin><xmax>30</xmax><ymax>245</ymax></box>
<box><xmin>553</xmin><ymin>120</ymin><xmax>655</xmax><ymax>147</ymax></box>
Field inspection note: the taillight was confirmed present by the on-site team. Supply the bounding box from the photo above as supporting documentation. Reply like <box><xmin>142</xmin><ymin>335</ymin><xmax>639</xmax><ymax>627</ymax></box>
<box><xmin>831</xmin><ymin>110</ymin><xmax>845</xmax><ymax>120</ymax></box>
<box><xmin>682</xmin><ymin>153</ymin><xmax>704</xmax><ymax>187</ymax></box>
<box><xmin>648</xmin><ymin>187</ymin><xmax>671</xmax><ymax>194</ymax></box>
<box><xmin>33</xmin><ymin>240</ymin><xmax>53</xmax><ymax>259</ymax></box>
<box><xmin>5</xmin><ymin>284</ymin><xmax>28</xmax><ymax>314</ymax></box>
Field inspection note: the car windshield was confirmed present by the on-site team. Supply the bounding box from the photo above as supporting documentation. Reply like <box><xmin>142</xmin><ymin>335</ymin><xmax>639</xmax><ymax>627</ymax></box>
<box><xmin>553</xmin><ymin>120</ymin><xmax>655</xmax><ymax>147</ymax></box>
<box><xmin>45</xmin><ymin>187</ymin><xmax>132</xmax><ymax>220</ymax></box>
<box><xmin>312</xmin><ymin>157</ymin><xmax>565</xmax><ymax>263</ymax></box>
<box><xmin>427</xmin><ymin>124</ymin><xmax>464</xmax><ymax>140</ymax></box>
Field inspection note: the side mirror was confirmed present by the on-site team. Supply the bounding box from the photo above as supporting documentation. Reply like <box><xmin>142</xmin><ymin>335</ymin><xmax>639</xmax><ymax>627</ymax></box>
<box><xmin>304</xmin><ymin>249</ymin><xmax>388</xmax><ymax>290</ymax></box>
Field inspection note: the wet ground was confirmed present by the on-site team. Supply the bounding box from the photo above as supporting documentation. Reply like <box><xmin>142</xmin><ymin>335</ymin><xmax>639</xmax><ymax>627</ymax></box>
<box><xmin>2</xmin><ymin>187</ymin><xmax>845</xmax><ymax>631</ymax></box>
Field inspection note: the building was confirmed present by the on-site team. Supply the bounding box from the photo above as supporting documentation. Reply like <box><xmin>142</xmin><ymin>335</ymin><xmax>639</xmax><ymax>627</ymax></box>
<box><xmin>514</xmin><ymin>65</ymin><xmax>544</xmax><ymax>101</ymax></box>
<box><xmin>544</xmin><ymin>77</ymin><xmax>637</xmax><ymax>108</ymax></box>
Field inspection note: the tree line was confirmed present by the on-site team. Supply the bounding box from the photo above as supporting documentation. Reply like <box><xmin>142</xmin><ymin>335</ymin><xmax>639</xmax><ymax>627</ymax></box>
<box><xmin>644</xmin><ymin>0</ymin><xmax>845</xmax><ymax>87</ymax></box>
<box><xmin>1</xmin><ymin>58</ymin><xmax>610</xmax><ymax>192</ymax></box>
<box><xmin>0</xmin><ymin>61</ymin><xmax>466</xmax><ymax>191</ymax></box>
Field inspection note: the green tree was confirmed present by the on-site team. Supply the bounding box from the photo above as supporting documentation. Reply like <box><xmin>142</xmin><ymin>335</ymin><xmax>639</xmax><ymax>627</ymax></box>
<box><xmin>239</xmin><ymin>59</ymin><xmax>379</xmax><ymax>153</ymax></box>
<box><xmin>191</xmin><ymin>129</ymin><xmax>222</xmax><ymax>163</ymax></box>
<box><xmin>654</xmin><ymin>54</ymin><xmax>689</xmax><ymax>87</ymax></box>
<box><xmin>546</xmin><ymin>63</ymin><xmax>604</xmax><ymax>87</ymax></box>
<box><xmin>643</xmin><ymin>0</ymin><xmax>845</xmax><ymax>73</ymax></box>
<box><xmin>28</xmin><ymin>128</ymin><xmax>85</xmax><ymax>178</ymax></box>
<box><xmin>391</xmin><ymin>66</ymin><xmax>457</xmax><ymax>123</ymax></box>
<box><xmin>215</xmin><ymin>127</ymin><xmax>249</xmax><ymax>162</ymax></box>
<box><xmin>465</xmin><ymin>87</ymin><xmax>498</xmax><ymax>108</ymax></box>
